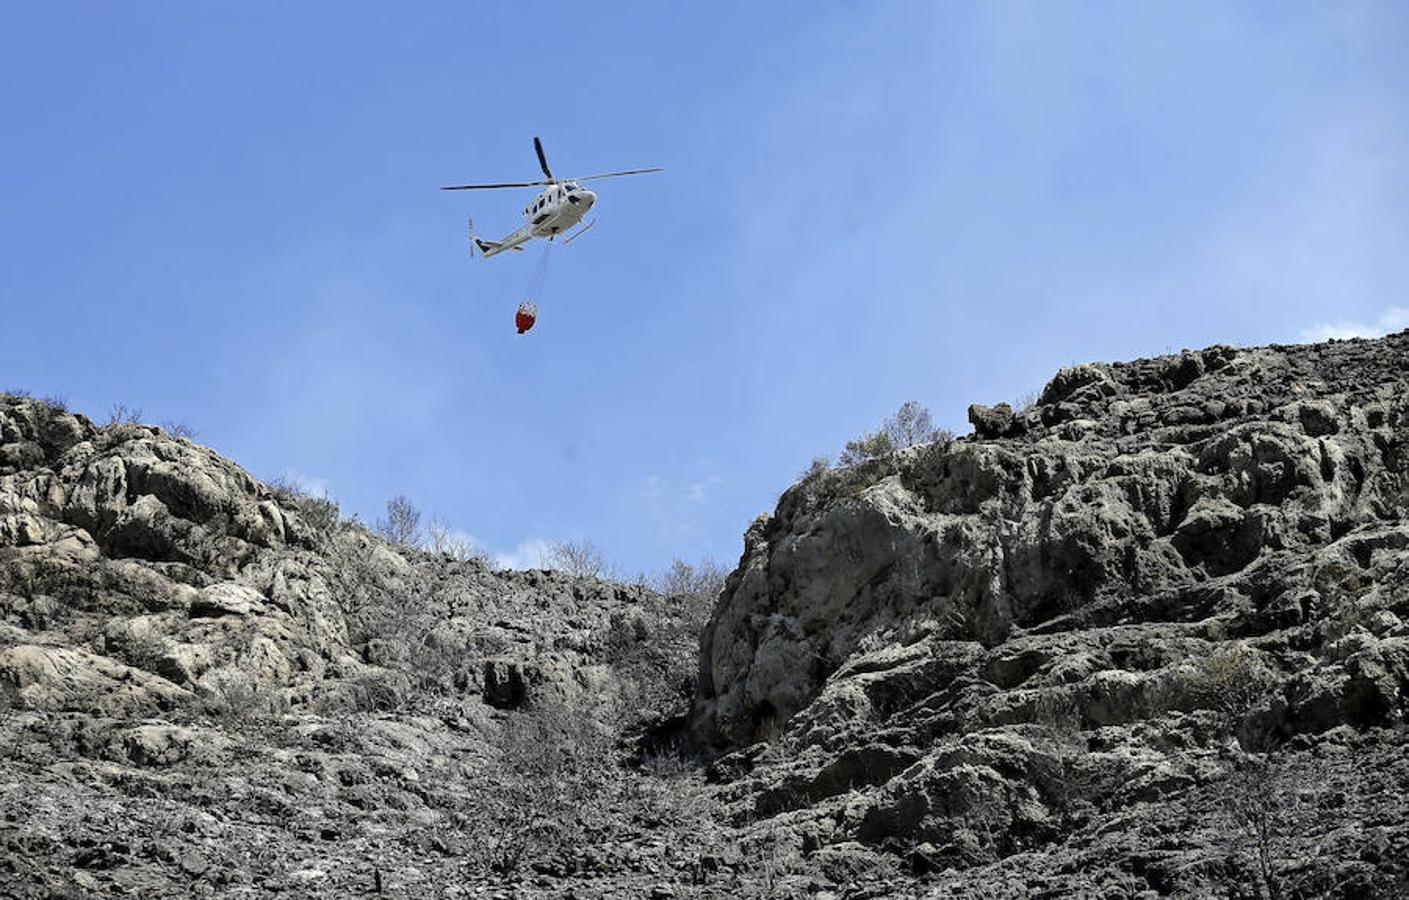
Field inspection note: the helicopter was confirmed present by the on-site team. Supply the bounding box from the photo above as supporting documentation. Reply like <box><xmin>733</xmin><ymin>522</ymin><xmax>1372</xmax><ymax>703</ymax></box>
<box><xmin>441</xmin><ymin>137</ymin><xmax>662</xmax><ymax>258</ymax></box>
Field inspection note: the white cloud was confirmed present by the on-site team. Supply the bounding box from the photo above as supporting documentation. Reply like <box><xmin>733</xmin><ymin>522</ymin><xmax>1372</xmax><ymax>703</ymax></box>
<box><xmin>492</xmin><ymin>538</ymin><xmax>551</xmax><ymax>571</ymax></box>
<box><xmin>1300</xmin><ymin>306</ymin><xmax>1409</xmax><ymax>342</ymax></box>
<box><xmin>645</xmin><ymin>475</ymin><xmax>662</xmax><ymax>499</ymax></box>
<box><xmin>279</xmin><ymin>469</ymin><xmax>333</xmax><ymax>498</ymax></box>
<box><xmin>686</xmin><ymin>475</ymin><xmax>724</xmax><ymax>505</ymax></box>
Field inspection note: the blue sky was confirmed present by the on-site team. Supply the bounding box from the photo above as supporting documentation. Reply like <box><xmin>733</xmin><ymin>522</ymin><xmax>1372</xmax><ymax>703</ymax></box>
<box><xmin>3</xmin><ymin>3</ymin><xmax>1407</xmax><ymax>574</ymax></box>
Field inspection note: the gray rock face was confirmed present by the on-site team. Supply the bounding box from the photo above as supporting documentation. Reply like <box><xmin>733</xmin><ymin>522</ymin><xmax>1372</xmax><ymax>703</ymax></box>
<box><xmin>0</xmin><ymin>395</ymin><xmax>736</xmax><ymax>898</ymax></box>
<box><xmin>3</xmin><ymin>330</ymin><xmax>1407</xmax><ymax>898</ymax></box>
<box><xmin>688</xmin><ymin>333</ymin><xmax>1409</xmax><ymax>892</ymax></box>
<box><xmin>0</xmin><ymin>399</ymin><xmax>665</xmax><ymax>721</ymax></box>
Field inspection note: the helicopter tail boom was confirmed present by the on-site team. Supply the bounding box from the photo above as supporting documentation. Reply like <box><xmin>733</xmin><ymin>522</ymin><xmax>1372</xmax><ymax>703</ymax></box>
<box><xmin>468</xmin><ymin>219</ymin><xmax>529</xmax><ymax>258</ymax></box>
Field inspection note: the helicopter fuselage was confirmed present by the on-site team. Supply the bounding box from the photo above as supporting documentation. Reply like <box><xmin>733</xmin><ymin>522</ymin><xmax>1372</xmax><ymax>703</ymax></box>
<box><xmin>523</xmin><ymin>182</ymin><xmax>596</xmax><ymax>238</ymax></box>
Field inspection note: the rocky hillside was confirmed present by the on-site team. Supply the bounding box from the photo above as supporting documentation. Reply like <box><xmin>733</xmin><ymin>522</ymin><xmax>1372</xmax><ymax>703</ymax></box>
<box><xmin>1</xmin><ymin>330</ymin><xmax>1406</xmax><ymax>899</ymax></box>
<box><xmin>689</xmin><ymin>332</ymin><xmax>1409</xmax><ymax>896</ymax></box>
<box><xmin>0</xmin><ymin>398</ymin><xmax>741</xmax><ymax>898</ymax></box>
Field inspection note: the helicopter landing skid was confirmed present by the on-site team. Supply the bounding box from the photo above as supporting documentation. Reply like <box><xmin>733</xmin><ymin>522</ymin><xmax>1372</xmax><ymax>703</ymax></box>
<box><xmin>563</xmin><ymin>218</ymin><xmax>597</xmax><ymax>245</ymax></box>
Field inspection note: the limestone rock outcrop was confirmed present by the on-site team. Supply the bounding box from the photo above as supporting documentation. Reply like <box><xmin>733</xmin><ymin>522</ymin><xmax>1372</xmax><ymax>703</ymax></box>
<box><xmin>0</xmin><ymin>394</ymin><xmax>726</xmax><ymax>898</ymax></box>
<box><xmin>689</xmin><ymin>333</ymin><xmax>1409</xmax><ymax>893</ymax></box>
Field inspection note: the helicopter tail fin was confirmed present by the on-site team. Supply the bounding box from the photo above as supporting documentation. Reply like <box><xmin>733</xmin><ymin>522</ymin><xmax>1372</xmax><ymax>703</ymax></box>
<box><xmin>474</xmin><ymin>237</ymin><xmax>524</xmax><ymax>257</ymax></box>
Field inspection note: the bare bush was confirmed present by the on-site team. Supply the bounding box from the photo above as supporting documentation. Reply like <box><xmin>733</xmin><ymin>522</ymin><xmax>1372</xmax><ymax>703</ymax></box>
<box><xmin>1029</xmin><ymin>690</ymin><xmax>1095</xmax><ymax>823</ymax></box>
<box><xmin>650</xmin><ymin>557</ymin><xmax>728</xmax><ymax>599</ymax></box>
<box><xmin>1014</xmin><ymin>389</ymin><xmax>1040</xmax><ymax>412</ymax></box>
<box><xmin>426</xmin><ymin>517</ymin><xmax>490</xmax><ymax>564</ymax></box>
<box><xmin>106</xmin><ymin>402</ymin><xmax>143</xmax><ymax>426</ymax></box>
<box><xmin>882</xmin><ymin>400</ymin><xmax>949</xmax><ymax>448</ymax></box>
<box><xmin>159</xmin><ymin>419</ymin><xmax>199</xmax><ymax>440</ymax></box>
<box><xmin>467</xmin><ymin>702</ymin><xmax>617</xmax><ymax>876</ymax></box>
<box><xmin>375</xmin><ymin>495</ymin><xmax>423</xmax><ymax>547</ymax></box>
<box><xmin>1218</xmin><ymin>753</ymin><xmax>1331</xmax><ymax>900</ymax></box>
<box><xmin>839</xmin><ymin>401</ymin><xmax>952</xmax><ymax>467</ymax></box>
<box><xmin>546</xmin><ymin>538</ymin><xmax>608</xmax><ymax>579</ymax></box>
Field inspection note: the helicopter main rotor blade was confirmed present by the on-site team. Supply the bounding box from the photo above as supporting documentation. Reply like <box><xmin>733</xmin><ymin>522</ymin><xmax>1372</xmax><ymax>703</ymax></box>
<box><xmin>439</xmin><ymin>165</ymin><xmax>663</xmax><ymax>190</ymax></box>
<box><xmin>439</xmin><ymin>180</ymin><xmax>556</xmax><ymax>190</ymax></box>
<box><xmin>534</xmin><ymin>136</ymin><xmax>553</xmax><ymax>180</ymax></box>
<box><xmin>571</xmin><ymin>167</ymin><xmax>665</xmax><ymax>182</ymax></box>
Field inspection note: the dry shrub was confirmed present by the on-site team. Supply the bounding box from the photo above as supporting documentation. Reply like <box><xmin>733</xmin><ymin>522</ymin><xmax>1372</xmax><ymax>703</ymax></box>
<box><xmin>650</xmin><ymin>557</ymin><xmax>727</xmax><ymax>600</ymax></box>
<box><xmin>1216</xmin><ymin>753</ymin><xmax>1341</xmax><ymax>900</ymax></box>
<box><xmin>465</xmin><ymin>701</ymin><xmax>617</xmax><ymax>876</ymax></box>
<box><xmin>546</xmin><ymin>539</ymin><xmax>608</xmax><ymax>579</ymax></box>
<box><xmin>426</xmin><ymin>517</ymin><xmax>491</xmax><ymax>565</ymax></box>
<box><xmin>840</xmin><ymin>401</ymin><xmax>953</xmax><ymax>467</ymax></box>
<box><xmin>375</xmin><ymin>495</ymin><xmax>423</xmax><ymax>547</ymax></box>
<box><xmin>1189</xmin><ymin>641</ymin><xmax>1276</xmax><ymax>743</ymax></box>
<box><xmin>109</xmin><ymin>630</ymin><xmax>168</xmax><ymax>675</ymax></box>
<box><xmin>1029</xmin><ymin>690</ymin><xmax>1095</xmax><ymax>822</ymax></box>
<box><xmin>267</xmin><ymin>476</ymin><xmax>343</xmax><ymax>544</ymax></box>
<box><xmin>105</xmin><ymin>402</ymin><xmax>142</xmax><ymax>425</ymax></box>
<box><xmin>159</xmin><ymin>419</ymin><xmax>199</xmax><ymax>440</ymax></box>
<box><xmin>202</xmin><ymin>672</ymin><xmax>286</xmax><ymax>724</ymax></box>
<box><xmin>346</xmin><ymin>673</ymin><xmax>408</xmax><ymax>715</ymax></box>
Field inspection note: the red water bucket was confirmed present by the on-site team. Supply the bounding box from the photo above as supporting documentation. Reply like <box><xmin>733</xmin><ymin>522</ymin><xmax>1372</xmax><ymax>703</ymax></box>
<box><xmin>515</xmin><ymin>302</ymin><xmax>538</xmax><ymax>334</ymax></box>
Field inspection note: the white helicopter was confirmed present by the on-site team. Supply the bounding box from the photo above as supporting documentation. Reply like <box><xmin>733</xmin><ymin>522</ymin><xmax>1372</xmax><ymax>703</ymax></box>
<box><xmin>442</xmin><ymin>136</ymin><xmax>662</xmax><ymax>258</ymax></box>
